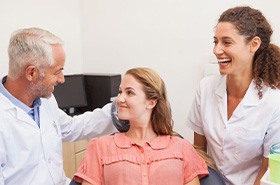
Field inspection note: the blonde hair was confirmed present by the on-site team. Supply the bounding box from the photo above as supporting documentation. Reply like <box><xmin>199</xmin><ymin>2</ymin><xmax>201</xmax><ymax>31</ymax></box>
<box><xmin>193</xmin><ymin>145</ymin><xmax>217</xmax><ymax>171</ymax></box>
<box><xmin>125</xmin><ymin>67</ymin><xmax>173</xmax><ymax>135</ymax></box>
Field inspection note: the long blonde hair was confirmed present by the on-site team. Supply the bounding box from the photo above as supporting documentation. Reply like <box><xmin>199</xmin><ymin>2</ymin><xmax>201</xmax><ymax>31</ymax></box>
<box><xmin>125</xmin><ymin>67</ymin><xmax>173</xmax><ymax>135</ymax></box>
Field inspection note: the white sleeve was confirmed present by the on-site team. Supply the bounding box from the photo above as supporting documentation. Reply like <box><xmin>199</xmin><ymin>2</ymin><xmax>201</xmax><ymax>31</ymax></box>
<box><xmin>0</xmin><ymin>116</ymin><xmax>7</xmax><ymax>185</ymax></box>
<box><xmin>46</xmin><ymin>94</ymin><xmax>117</xmax><ymax>142</ymax></box>
<box><xmin>186</xmin><ymin>82</ymin><xmax>205</xmax><ymax>136</ymax></box>
<box><xmin>60</xmin><ymin>102</ymin><xmax>117</xmax><ymax>142</ymax></box>
<box><xmin>263</xmin><ymin>91</ymin><xmax>280</xmax><ymax>157</ymax></box>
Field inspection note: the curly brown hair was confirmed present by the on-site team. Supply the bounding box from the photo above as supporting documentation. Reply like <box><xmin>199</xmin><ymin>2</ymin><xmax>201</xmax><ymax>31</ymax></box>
<box><xmin>218</xmin><ymin>6</ymin><xmax>280</xmax><ymax>99</ymax></box>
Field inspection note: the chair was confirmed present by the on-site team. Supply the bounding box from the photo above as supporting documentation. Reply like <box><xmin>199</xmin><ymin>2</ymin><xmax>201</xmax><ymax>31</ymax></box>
<box><xmin>200</xmin><ymin>167</ymin><xmax>226</xmax><ymax>185</ymax></box>
<box><xmin>69</xmin><ymin>178</ymin><xmax>81</xmax><ymax>185</ymax></box>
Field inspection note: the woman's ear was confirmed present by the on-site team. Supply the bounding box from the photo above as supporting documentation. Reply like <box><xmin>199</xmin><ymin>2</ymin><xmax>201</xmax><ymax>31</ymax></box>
<box><xmin>147</xmin><ymin>99</ymin><xmax>157</xmax><ymax>109</ymax></box>
<box><xmin>250</xmin><ymin>36</ymin><xmax>261</xmax><ymax>53</ymax></box>
<box><xmin>25</xmin><ymin>65</ymin><xmax>39</xmax><ymax>81</ymax></box>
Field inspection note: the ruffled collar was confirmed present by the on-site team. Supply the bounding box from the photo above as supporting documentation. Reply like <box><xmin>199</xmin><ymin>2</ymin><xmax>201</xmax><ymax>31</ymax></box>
<box><xmin>113</xmin><ymin>132</ymin><xmax>171</xmax><ymax>150</ymax></box>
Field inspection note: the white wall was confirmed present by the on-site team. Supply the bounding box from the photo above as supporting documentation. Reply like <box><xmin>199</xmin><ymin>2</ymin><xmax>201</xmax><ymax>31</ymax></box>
<box><xmin>0</xmin><ymin>0</ymin><xmax>84</xmax><ymax>76</ymax></box>
<box><xmin>80</xmin><ymin>0</ymin><xmax>280</xmax><ymax>141</ymax></box>
<box><xmin>0</xmin><ymin>0</ymin><xmax>279</xmax><ymax>141</ymax></box>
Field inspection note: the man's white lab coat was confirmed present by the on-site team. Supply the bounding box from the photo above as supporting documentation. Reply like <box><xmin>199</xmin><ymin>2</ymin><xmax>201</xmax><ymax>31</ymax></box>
<box><xmin>0</xmin><ymin>94</ymin><xmax>116</xmax><ymax>185</ymax></box>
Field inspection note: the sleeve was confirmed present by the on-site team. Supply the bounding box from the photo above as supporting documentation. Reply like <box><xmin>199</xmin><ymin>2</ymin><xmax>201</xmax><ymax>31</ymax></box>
<box><xmin>181</xmin><ymin>140</ymin><xmax>209</xmax><ymax>183</ymax></box>
<box><xmin>48</xmin><ymin>95</ymin><xmax>117</xmax><ymax>142</ymax></box>
<box><xmin>263</xmin><ymin>93</ymin><xmax>280</xmax><ymax>157</ymax></box>
<box><xmin>186</xmin><ymin>81</ymin><xmax>205</xmax><ymax>135</ymax></box>
<box><xmin>0</xmin><ymin>115</ymin><xmax>7</xmax><ymax>185</ymax></box>
<box><xmin>74</xmin><ymin>139</ymin><xmax>102</xmax><ymax>185</ymax></box>
<box><xmin>0</xmin><ymin>144</ymin><xmax>5</xmax><ymax>185</ymax></box>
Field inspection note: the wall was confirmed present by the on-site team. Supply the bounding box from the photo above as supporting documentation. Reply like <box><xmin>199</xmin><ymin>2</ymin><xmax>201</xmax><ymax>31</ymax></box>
<box><xmin>80</xmin><ymin>0</ymin><xmax>280</xmax><ymax>141</ymax></box>
<box><xmin>0</xmin><ymin>0</ymin><xmax>279</xmax><ymax>141</ymax></box>
<box><xmin>0</xmin><ymin>0</ymin><xmax>84</xmax><ymax>76</ymax></box>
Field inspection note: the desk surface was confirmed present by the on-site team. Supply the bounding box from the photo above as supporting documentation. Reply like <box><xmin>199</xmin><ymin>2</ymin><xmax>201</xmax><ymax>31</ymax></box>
<box><xmin>261</xmin><ymin>169</ymin><xmax>278</xmax><ymax>185</ymax></box>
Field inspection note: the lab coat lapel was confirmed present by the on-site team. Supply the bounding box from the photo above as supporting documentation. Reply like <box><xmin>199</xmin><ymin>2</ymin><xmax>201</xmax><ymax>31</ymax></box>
<box><xmin>16</xmin><ymin>108</ymin><xmax>36</xmax><ymax>124</ymax></box>
<box><xmin>1</xmin><ymin>94</ymin><xmax>36</xmax><ymax>126</ymax></box>
<box><xmin>39</xmin><ymin>102</ymin><xmax>54</xmax><ymax>130</ymax></box>
<box><xmin>215</xmin><ymin>76</ymin><xmax>228</xmax><ymax>124</ymax></box>
<box><xmin>242</xmin><ymin>81</ymin><xmax>260</xmax><ymax>107</ymax></box>
<box><xmin>229</xmin><ymin>81</ymin><xmax>259</xmax><ymax>122</ymax></box>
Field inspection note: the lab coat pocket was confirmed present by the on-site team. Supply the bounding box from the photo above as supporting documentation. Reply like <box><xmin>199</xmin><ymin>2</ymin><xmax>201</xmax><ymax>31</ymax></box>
<box><xmin>234</xmin><ymin>127</ymin><xmax>264</xmax><ymax>162</ymax></box>
<box><xmin>46</xmin><ymin>121</ymin><xmax>63</xmax><ymax>153</ymax></box>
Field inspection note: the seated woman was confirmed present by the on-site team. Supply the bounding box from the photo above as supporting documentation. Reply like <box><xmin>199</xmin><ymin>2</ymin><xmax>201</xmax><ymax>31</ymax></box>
<box><xmin>171</xmin><ymin>132</ymin><xmax>225</xmax><ymax>185</ymax></box>
<box><xmin>72</xmin><ymin>67</ymin><xmax>208</xmax><ymax>185</ymax></box>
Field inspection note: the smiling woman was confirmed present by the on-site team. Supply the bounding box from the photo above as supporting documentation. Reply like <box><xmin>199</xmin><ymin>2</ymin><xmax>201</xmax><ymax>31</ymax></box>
<box><xmin>187</xmin><ymin>6</ymin><xmax>280</xmax><ymax>185</ymax></box>
<box><xmin>72</xmin><ymin>67</ymin><xmax>209</xmax><ymax>185</ymax></box>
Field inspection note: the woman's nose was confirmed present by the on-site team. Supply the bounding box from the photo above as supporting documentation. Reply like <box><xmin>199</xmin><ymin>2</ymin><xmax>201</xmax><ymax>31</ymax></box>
<box><xmin>117</xmin><ymin>94</ymin><xmax>125</xmax><ymax>103</ymax></box>
<box><xmin>213</xmin><ymin>45</ymin><xmax>224</xmax><ymax>55</ymax></box>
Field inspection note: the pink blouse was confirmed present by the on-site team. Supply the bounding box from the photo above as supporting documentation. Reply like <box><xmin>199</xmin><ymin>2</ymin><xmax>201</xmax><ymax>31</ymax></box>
<box><xmin>74</xmin><ymin>133</ymin><xmax>208</xmax><ymax>185</ymax></box>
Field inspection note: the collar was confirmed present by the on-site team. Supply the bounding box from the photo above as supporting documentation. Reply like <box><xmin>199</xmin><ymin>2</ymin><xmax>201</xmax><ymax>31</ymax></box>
<box><xmin>215</xmin><ymin>75</ymin><xmax>260</xmax><ymax>106</ymax></box>
<box><xmin>214</xmin><ymin>75</ymin><xmax>227</xmax><ymax>99</ymax></box>
<box><xmin>0</xmin><ymin>76</ymin><xmax>42</xmax><ymax>112</ymax></box>
<box><xmin>113</xmin><ymin>133</ymin><xmax>171</xmax><ymax>150</ymax></box>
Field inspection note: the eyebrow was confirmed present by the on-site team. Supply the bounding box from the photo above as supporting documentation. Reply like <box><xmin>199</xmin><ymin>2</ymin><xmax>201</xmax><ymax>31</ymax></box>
<box><xmin>214</xmin><ymin>36</ymin><xmax>233</xmax><ymax>40</ymax></box>
<box><xmin>121</xmin><ymin>87</ymin><xmax>135</xmax><ymax>91</ymax></box>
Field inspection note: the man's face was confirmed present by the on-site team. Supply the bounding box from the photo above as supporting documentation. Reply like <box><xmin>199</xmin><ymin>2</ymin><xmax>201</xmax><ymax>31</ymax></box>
<box><xmin>31</xmin><ymin>45</ymin><xmax>66</xmax><ymax>99</ymax></box>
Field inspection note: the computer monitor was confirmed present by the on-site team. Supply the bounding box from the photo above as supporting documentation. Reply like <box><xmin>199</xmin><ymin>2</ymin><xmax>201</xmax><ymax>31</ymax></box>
<box><xmin>83</xmin><ymin>73</ymin><xmax>121</xmax><ymax>110</ymax></box>
<box><xmin>53</xmin><ymin>74</ymin><xmax>87</xmax><ymax>115</ymax></box>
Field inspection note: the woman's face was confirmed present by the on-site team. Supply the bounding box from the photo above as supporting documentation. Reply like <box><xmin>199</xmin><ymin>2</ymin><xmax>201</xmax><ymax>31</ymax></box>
<box><xmin>116</xmin><ymin>74</ymin><xmax>155</xmax><ymax>123</ymax></box>
<box><xmin>213</xmin><ymin>22</ymin><xmax>254</xmax><ymax>76</ymax></box>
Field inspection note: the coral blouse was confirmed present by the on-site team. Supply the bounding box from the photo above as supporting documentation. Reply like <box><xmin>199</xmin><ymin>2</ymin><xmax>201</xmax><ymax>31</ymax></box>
<box><xmin>74</xmin><ymin>133</ymin><xmax>208</xmax><ymax>185</ymax></box>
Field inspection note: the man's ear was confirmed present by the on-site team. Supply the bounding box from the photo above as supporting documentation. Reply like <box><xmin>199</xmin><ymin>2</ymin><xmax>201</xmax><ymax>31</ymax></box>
<box><xmin>250</xmin><ymin>36</ymin><xmax>261</xmax><ymax>53</ymax></box>
<box><xmin>25</xmin><ymin>65</ymin><xmax>39</xmax><ymax>81</ymax></box>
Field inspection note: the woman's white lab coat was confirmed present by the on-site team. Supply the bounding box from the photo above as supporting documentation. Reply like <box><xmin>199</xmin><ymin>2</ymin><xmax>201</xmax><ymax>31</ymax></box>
<box><xmin>187</xmin><ymin>75</ymin><xmax>280</xmax><ymax>185</ymax></box>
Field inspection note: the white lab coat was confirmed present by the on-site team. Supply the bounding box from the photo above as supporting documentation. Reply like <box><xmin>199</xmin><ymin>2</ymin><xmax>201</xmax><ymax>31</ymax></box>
<box><xmin>187</xmin><ymin>75</ymin><xmax>280</xmax><ymax>185</ymax></box>
<box><xmin>0</xmin><ymin>93</ymin><xmax>116</xmax><ymax>185</ymax></box>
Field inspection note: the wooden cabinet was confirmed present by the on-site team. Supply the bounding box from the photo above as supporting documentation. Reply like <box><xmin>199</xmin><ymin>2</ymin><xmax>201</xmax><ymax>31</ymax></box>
<box><xmin>62</xmin><ymin>140</ymin><xmax>89</xmax><ymax>178</ymax></box>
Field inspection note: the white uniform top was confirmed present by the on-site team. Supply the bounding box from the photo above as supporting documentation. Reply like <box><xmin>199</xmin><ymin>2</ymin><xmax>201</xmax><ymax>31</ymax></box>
<box><xmin>0</xmin><ymin>93</ymin><xmax>116</xmax><ymax>185</ymax></box>
<box><xmin>187</xmin><ymin>75</ymin><xmax>280</xmax><ymax>185</ymax></box>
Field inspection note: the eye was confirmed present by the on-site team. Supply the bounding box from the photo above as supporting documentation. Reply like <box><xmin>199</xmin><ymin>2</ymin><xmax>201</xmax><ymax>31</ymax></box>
<box><xmin>118</xmin><ymin>89</ymin><xmax>122</xmax><ymax>95</ymax></box>
<box><xmin>213</xmin><ymin>40</ymin><xmax>218</xmax><ymax>45</ymax></box>
<box><xmin>223</xmin><ymin>40</ymin><xmax>232</xmax><ymax>45</ymax></box>
<box><xmin>126</xmin><ymin>90</ymin><xmax>135</xmax><ymax>96</ymax></box>
<box><xmin>55</xmin><ymin>69</ymin><xmax>63</xmax><ymax>76</ymax></box>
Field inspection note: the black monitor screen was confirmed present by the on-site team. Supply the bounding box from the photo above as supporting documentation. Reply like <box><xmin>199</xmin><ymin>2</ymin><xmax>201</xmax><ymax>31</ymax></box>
<box><xmin>53</xmin><ymin>74</ymin><xmax>87</xmax><ymax>110</ymax></box>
